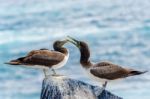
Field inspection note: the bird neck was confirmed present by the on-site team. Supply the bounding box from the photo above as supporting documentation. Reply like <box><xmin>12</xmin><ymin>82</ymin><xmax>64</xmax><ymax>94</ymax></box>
<box><xmin>54</xmin><ymin>46</ymin><xmax>68</xmax><ymax>56</ymax></box>
<box><xmin>80</xmin><ymin>47</ymin><xmax>92</xmax><ymax>69</ymax></box>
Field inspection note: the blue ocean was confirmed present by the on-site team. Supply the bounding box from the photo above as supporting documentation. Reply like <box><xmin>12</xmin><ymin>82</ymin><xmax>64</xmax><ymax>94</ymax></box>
<box><xmin>0</xmin><ymin>0</ymin><xmax>150</xmax><ymax>99</ymax></box>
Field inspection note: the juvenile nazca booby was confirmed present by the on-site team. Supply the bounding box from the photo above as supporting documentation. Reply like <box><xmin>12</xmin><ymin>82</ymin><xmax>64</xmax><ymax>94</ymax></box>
<box><xmin>67</xmin><ymin>36</ymin><xmax>147</xmax><ymax>89</ymax></box>
<box><xmin>5</xmin><ymin>40</ymin><xmax>69</xmax><ymax>77</ymax></box>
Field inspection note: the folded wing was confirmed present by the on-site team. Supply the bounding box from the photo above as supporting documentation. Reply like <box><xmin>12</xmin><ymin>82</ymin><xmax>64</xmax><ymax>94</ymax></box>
<box><xmin>7</xmin><ymin>50</ymin><xmax>65</xmax><ymax>67</ymax></box>
<box><xmin>90</xmin><ymin>62</ymin><xmax>129</xmax><ymax>80</ymax></box>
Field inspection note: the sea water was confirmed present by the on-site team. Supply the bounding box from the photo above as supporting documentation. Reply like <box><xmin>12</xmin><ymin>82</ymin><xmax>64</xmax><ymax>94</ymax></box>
<box><xmin>0</xmin><ymin>0</ymin><xmax>150</xmax><ymax>99</ymax></box>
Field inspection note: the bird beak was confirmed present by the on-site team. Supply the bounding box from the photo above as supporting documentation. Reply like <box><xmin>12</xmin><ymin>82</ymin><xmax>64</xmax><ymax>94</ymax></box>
<box><xmin>60</xmin><ymin>39</ymin><xmax>68</xmax><ymax>46</ymax></box>
<box><xmin>67</xmin><ymin>36</ymin><xmax>80</xmax><ymax>48</ymax></box>
<box><xmin>4</xmin><ymin>62</ymin><xmax>9</xmax><ymax>64</ymax></box>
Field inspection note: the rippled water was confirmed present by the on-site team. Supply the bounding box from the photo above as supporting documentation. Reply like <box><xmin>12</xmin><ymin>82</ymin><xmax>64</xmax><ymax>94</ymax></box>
<box><xmin>0</xmin><ymin>0</ymin><xmax>150</xmax><ymax>99</ymax></box>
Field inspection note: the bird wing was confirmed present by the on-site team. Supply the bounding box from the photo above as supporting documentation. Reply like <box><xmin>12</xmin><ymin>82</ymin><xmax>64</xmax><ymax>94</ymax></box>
<box><xmin>22</xmin><ymin>50</ymin><xmax>65</xmax><ymax>67</ymax></box>
<box><xmin>94</xmin><ymin>61</ymin><xmax>114</xmax><ymax>67</ymax></box>
<box><xmin>90</xmin><ymin>62</ymin><xmax>129</xmax><ymax>80</ymax></box>
<box><xmin>39</xmin><ymin>48</ymin><xmax>49</xmax><ymax>50</ymax></box>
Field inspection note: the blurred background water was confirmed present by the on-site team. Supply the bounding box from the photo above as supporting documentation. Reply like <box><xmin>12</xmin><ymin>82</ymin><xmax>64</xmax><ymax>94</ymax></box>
<box><xmin>0</xmin><ymin>0</ymin><xmax>150</xmax><ymax>99</ymax></box>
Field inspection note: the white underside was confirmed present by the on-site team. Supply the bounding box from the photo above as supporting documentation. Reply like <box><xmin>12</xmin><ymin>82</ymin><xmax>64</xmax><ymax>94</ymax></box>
<box><xmin>52</xmin><ymin>53</ymin><xmax>69</xmax><ymax>69</ymax></box>
<box><xmin>23</xmin><ymin>53</ymin><xmax>69</xmax><ymax>77</ymax></box>
<box><xmin>25</xmin><ymin>65</ymin><xmax>49</xmax><ymax>69</ymax></box>
<box><xmin>86</xmin><ymin>68</ymin><xmax>108</xmax><ymax>84</ymax></box>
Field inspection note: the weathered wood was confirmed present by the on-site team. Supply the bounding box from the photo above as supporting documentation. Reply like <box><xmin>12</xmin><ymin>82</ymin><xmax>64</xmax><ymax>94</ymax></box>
<box><xmin>40</xmin><ymin>75</ymin><xmax>122</xmax><ymax>99</ymax></box>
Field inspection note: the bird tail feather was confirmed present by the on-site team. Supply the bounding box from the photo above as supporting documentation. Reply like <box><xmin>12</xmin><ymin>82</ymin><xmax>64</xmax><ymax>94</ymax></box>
<box><xmin>4</xmin><ymin>61</ymin><xmax>20</xmax><ymax>65</ymax></box>
<box><xmin>4</xmin><ymin>57</ymin><xmax>25</xmax><ymax>65</ymax></box>
<box><xmin>130</xmin><ymin>70</ymin><xmax>148</xmax><ymax>76</ymax></box>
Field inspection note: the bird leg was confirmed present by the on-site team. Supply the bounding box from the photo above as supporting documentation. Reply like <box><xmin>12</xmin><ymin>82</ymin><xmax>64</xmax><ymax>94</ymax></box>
<box><xmin>43</xmin><ymin>69</ymin><xmax>49</xmax><ymax>78</ymax></box>
<box><xmin>102</xmin><ymin>81</ymin><xmax>107</xmax><ymax>89</ymax></box>
<box><xmin>51</xmin><ymin>68</ymin><xmax>57</xmax><ymax>75</ymax></box>
<box><xmin>95</xmin><ymin>81</ymin><xmax>108</xmax><ymax>96</ymax></box>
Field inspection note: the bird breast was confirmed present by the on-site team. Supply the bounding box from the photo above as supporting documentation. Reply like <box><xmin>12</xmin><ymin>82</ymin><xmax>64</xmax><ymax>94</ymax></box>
<box><xmin>86</xmin><ymin>68</ymin><xmax>108</xmax><ymax>84</ymax></box>
<box><xmin>52</xmin><ymin>53</ymin><xmax>69</xmax><ymax>69</ymax></box>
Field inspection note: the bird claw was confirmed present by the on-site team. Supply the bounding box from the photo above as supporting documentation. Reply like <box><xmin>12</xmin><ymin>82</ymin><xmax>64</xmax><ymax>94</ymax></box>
<box><xmin>51</xmin><ymin>69</ymin><xmax>57</xmax><ymax>75</ymax></box>
<box><xmin>51</xmin><ymin>73</ymin><xmax>64</xmax><ymax>77</ymax></box>
<box><xmin>102</xmin><ymin>81</ymin><xmax>107</xmax><ymax>89</ymax></box>
<box><xmin>94</xmin><ymin>81</ymin><xmax>107</xmax><ymax>96</ymax></box>
<box><xmin>94</xmin><ymin>87</ymin><xmax>104</xmax><ymax>96</ymax></box>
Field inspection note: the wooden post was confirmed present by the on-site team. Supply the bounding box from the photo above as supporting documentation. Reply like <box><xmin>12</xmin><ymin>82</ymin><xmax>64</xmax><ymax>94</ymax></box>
<box><xmin>40</xmin><ymin>75</ymin><xmax>122</xmax><ymax>99</ymax></box>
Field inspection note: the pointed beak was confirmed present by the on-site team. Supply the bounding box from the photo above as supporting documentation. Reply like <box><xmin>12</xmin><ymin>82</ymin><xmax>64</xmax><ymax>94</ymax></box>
<box><xmin>60</xmin><ymin>39</ymin><xmax>68</xmax><ymax>45</ymax></box>
<box><xmin>67</xmin><ymin>36</ymin><xmax>80</xmax><ymax>48</ymax></box>
<box><xmin>4</xmin><ymin>62</ymin><xmax>10</xmax><ymax>64</ymax></box>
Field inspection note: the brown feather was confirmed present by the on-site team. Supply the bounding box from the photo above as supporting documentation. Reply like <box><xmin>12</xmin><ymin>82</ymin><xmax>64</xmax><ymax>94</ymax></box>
<box><xmin>7</xmin><ymin>50</ymin><xmax>65</xmax><ymax>68</ymax></box>
<box><xmin>90</xmin><ymin>62</ymin><xmax>130</xmax><ymax>80</ymax></box>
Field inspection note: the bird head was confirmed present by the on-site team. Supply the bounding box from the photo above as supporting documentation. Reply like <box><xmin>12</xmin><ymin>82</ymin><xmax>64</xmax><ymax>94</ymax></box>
<box><xmin>67</xmin><ymin>36</ymin><xmax>91</xmax><ymax>63</ymax></box>
<box><xmin>67</xmin><ymin>36</ymin><xmax>89</xmax><ymax>50</ymax></box>
<box><xmin>53</xmin><ymin>39</ymin><xmax>69</xmax><ymax>48</ymax></box>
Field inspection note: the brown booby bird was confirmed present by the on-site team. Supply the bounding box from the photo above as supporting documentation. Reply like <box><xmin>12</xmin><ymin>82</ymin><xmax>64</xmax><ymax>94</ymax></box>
<box><xmin>67</xmin><ymin>36</ymin><xmax>147</xmax><ymax>88</ymax></box>
<box><xmin>5</xmin><ymin>40</ymin><xmax>69</xmax><ymax>77</ymax></box>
